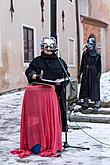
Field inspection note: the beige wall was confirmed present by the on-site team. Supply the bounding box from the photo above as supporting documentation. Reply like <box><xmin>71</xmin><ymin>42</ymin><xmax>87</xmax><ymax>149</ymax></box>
<box><xmin>89</xmin><ymin>0</ymin><xmax>110</xmax><ymax>71</ymax></box>
<box><xmin>0</xmin><ymin>0</ymin><xmax>50</xmax><ymax>92</ymax></box>
<box><xmin>0</xmin><ymin>0</ymin><xmax>77</xmax><ymax>93</ymax></box>
<box><xmin>58</xmin><ymin>0</ymin><xmax>77</xmax><ymax>76</ymax></box>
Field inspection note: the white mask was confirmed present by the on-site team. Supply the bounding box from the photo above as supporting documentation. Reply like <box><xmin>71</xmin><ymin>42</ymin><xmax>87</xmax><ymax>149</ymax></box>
<box><xmin>40</xmin><ymin>37</ymin><xmax>57</xmax><ymax>51</ymax></box>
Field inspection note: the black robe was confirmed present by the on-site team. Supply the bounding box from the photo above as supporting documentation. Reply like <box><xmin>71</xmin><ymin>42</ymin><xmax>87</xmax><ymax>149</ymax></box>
<box><xmin>79</xmin><ymin>49</ymin><xmax>101</xmax><ymax>101</ymax></box>
<box><xmin>25</xmin><ymin>51</ymin><xmax>70</xmax><ymax>132</ymax></box>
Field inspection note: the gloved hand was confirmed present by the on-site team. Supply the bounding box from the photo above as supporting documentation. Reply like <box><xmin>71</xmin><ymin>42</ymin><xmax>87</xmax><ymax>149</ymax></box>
<box><xmin>32</xmin><ymin>74</ymin><xmax>37</xmax><ymax>80</ymax></box>
<box><xmin>96</xmin><ymin>73</ymin><xmax>101</xmax><ymax>80</ymax></box>
<box><xmin>77</xmin><ymin>72</ymin><xmax>81</xmax><ymax>82</ymax></box>
<box><xmin>55</xmin><ymin>79</ymin><xmax>61</xmax><ymax>86</ymax></box>
<box><xmin>32</xmin><ymin>70</ymin><xmax>43</xmax><ymax>80</ymax></box>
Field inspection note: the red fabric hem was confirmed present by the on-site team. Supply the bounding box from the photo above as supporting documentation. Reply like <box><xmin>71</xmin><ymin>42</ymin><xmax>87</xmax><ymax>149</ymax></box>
<box><xmin>11</xmin><ymin>85</ymin><xmax>62</xmax><ymax>158</ymax></box>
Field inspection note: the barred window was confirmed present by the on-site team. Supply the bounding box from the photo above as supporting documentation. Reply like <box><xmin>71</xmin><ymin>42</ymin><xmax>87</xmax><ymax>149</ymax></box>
<box><xmin>23</xmin><ymin>26</ymin><xmax>34</xmax><ymax>63</ymax></box>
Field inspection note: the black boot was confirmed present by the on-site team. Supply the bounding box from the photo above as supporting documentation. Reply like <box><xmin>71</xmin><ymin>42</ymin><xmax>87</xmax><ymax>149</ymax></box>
<box><xmin>92</xmin><ymin>101</ymin><xmax>100</xmax><ymax>113</ymax></box>
<box><xmin>92</xmin><ymin>107</ymin><xmax>98</xmax><ymax>113</ymax></box>
<box><xmin>82</xmin><ymin>98</ymin><xmax>88</xmax><ymax>110</ymax></box>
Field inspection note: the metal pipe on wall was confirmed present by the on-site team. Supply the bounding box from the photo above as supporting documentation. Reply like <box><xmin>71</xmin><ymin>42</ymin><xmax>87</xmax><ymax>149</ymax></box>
<box><xmin>75</xmin><ymin>0</ymin><xmax>81</xmax><ymax>74</ymax></box>
<box><xmin>50</xmin><ymin>0</ymin><xmax>57</xmax><ymax>42</ymax></box>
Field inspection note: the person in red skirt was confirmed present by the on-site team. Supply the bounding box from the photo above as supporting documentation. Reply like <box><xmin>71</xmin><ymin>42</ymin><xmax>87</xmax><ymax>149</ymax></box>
<box><xmin>25</xmin><ymin>36</ymin><xmax>70</xmax><ymax>132</ymax></box>
<box><xmin>11</xmin><ymin>36</ymin><xmax>70</xmax><ymax>158</ymax></box>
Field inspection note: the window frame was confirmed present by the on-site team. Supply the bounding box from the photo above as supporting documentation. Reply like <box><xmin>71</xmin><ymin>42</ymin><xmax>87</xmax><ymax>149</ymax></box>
<box><xmin>68</xmin><ymin>37</ymin><xmax>75</xmax><ymax>67</ymax></box>
<box><xmin>23</xmin><ymin>26</ymin><xmax>34</xmax><ymax>63</ymax></box>
<box><xmin>22</xmin><ymin>24</ymin><xmax>37</xmax><ymax>66</ymax></box>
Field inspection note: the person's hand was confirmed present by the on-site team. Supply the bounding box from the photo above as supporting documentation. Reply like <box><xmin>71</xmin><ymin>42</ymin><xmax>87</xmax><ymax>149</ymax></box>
<box><xmin>77</xmin><ymin>73</ymin><xmax>81</xmax><ymax>81</ymax></box>
<box><xmin>32</xmin><ymin>70</ymin><xmax>43</xmax><ymax>80</ymax></box>
<box><xmin>77</xmin><ymin>74</ymin><xmax>80</xmax><ymax>80</ymax></box>
<box><xmin>96</xmin><ymin>73</ymin><xmax>101</xmax><ymax>80</ymax></box>
<box><xmin>55</xmin><ymin>79</ymin><xmax>61</xmax><ymax>86</ymax></box>
<box><xmin>32</xmin><ymin>74</ymin><xmax>37</xmax><ymax>80</ymax></box>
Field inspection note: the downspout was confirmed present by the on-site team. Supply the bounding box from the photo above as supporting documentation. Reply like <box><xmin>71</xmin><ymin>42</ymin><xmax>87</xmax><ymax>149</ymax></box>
<box><xmin>75</xmin><ymin>0</ymin><xmax>80</xmax><ymax>75</ymax></box>
<box><xmin>50</xmin><ymin>0</ymin><xmax>57</xmax><ymax>41</ymax></box>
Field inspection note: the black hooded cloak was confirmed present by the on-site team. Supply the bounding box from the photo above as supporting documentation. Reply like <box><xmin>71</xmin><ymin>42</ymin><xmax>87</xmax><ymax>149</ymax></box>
<box><xmin>79</xmin><ymin>49</ymin><xmax>101</xmax><ymax>101</ymax></box>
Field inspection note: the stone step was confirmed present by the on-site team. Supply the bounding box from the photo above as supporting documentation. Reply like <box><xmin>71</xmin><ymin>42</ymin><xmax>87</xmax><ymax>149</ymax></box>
<box><xmin>80</xmin><ymin>108</ymin><xmax>110</xmax><ymax>114</ymax></box>
<box><xmin>68</xmin><ymin>107</ymin><xmax>110</xmax><ymax>114</ymax></box>
<box><xmin>68</xmin><ymin>108</ymin><xmax>110</xmax><ymax>124</ymax></box>
<box><xmin>69</xmin><ymin>114</ymin><xmax>110</xmax><ymax>124</ymax></box>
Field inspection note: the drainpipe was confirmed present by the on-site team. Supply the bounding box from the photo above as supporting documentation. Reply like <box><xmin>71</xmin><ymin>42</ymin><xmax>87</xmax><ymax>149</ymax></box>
<box><xmin>50</xmin><ymin>0</ymin><xmax>57</xmax><ymax>42</ymax></box>
<box><xmin>75</xmin><ymin>0</ymin><xmax>80</xmax><ymax>74</ymax></box>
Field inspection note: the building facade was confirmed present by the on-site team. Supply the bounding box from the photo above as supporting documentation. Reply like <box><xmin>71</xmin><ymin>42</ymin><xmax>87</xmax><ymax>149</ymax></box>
<box><xmin>1</xmin><ymin>0</ymin><xmax>110</xmax><ymax>93</ymax></box>
<box><xmin>79</xmin><ymin>0</ymin><xmax>109</xmax><ymax>72</ymax></box>
<box><xmin>0</xmin><ymin>0</ymin><xmax>78</xmax><ymax>93</ymax></box>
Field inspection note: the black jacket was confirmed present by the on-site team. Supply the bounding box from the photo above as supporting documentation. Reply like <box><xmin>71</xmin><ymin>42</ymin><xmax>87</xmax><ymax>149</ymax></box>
<box><xmin>25</xmin><ymin>51</ymin><xmax>69</xmax><ymax>84</ymax></box>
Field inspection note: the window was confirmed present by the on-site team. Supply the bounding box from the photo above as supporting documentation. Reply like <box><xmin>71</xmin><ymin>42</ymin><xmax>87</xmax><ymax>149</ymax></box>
<box><xmin>23</xmin><ymin>26</ymin><xmax>34</xmax><ymax>63</ymax></box>
<box><xmin>79</xmin><ymin>0</ymin><xmax>89</xmax><ymax>16</ymax></box>
<box><xmin>68</xmin><ymin>38</ymin><xmax>75</xmax><ymax>66</ymax></box>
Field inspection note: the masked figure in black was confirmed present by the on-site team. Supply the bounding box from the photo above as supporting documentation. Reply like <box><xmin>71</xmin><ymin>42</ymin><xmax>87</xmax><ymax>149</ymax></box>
<box><xmin>25</xmin><ymin>36</ymin><xmax>70</xmax><ymax>132</ymax></box>
<box><xmin>78</xmin><ymin>34</ymin><xmax>101</xmax><ymax>112</ymax></box>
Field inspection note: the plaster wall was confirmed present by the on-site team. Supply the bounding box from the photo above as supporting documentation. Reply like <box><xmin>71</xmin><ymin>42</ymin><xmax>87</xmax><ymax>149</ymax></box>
<box><xmin>89</xmin><ymin>0</ymin><xmax>110</xmax><ymax>71</ymax></box>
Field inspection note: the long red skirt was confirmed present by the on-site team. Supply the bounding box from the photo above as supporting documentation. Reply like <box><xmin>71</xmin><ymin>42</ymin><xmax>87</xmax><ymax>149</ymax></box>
<box><xmin>11</xmin><ymin>85</ymin><xmax>62</xmax><ymax>158</ymax></box>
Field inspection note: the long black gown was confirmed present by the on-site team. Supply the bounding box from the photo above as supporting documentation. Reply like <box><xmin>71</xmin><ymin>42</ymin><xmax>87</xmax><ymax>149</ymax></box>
<box><xmin>79</xmin><ymin>49</ymin><xmax>101</xmax><ymax>101</ymax></box>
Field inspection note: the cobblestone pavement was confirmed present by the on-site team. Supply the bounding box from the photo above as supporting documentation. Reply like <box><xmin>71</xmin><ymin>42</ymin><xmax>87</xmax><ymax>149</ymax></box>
<box><xmin>1</xmin><ymin>91</ymin><xmax>110</xmax><ymax>165</ymax></box>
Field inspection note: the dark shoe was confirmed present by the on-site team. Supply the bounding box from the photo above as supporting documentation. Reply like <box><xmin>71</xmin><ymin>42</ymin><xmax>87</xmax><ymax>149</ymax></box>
<box><xmin>81</xmin><ymin>105</ymin><xmax>89</xmax><ymax>114</ymax></box>
<box><xmin>82</xmin><ymin>105</ymin><xmax>88</xmax><ymax>110</ymax></box>
<box><xmin>82</xmin><ymin>108</ymin><xmax>91</xmax><ymax>114</ymax></box>
<box><xmin>82</xmin><ymin>98</ymin><xmax>89</xmax><ymax>107</ymax></box>
<box><xmin>92</xmin><ymin>107</ymin><xmax>98</xmax><ymax>114</ymax></box>
<box><xmin>94</xmin><ymin>101</ymin><xmax>100</xmax><ymax>108</ymax></box>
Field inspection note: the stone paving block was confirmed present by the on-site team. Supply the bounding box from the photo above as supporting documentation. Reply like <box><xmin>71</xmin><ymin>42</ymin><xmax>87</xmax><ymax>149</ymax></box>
<box><xmin>90</xmin><ymin>116</ymin><xmax>110</xmax><ymax>123</ymax></box>
<box><xmin>69</xmin><ymin>115</ymin><xmax>91</xmax><ymax>122</ymax></box>
<box><xmin>69</xmin><ymin>115</ymin><xmax>110</xmax><ymax>124</ymax></box>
